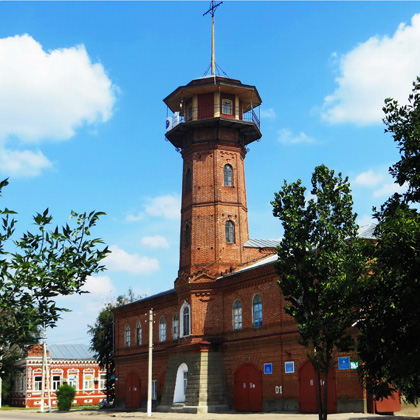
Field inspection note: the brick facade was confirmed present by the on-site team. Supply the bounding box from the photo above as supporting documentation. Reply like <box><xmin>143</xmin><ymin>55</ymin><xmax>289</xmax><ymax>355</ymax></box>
<box><xmin>10</xmin><ymin>344</ymin><xmax>105</xmax><ymax>408</ymax></box>
<box><xmin>113</xmin><ymin>75</ymin><xmax>365</xmax><ymax>413</ymax></box>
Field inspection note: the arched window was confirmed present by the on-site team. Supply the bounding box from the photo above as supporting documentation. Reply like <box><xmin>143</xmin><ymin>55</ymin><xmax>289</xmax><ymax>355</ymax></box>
<box><xmin>173</xmin><ymin>313</ymin><xmax>179</xmax><ymax>340</ymax></box>
<box><xmin>125</xmin><ymin>325</ymin><xmax>131</xmax><ymax>347</ymax></box>
<box><xmin>225</xmin><ymin>220</ymin><xmax>235</xmax><ymax>244</ymax></box>
<box><xmin>186</xmin><ymin>168</ymin><xmax>192</xmax><ymax>192</ymax></box>
<box><xmin>233</xmin><ymin>300</ymin><xmax>242</xmax><ymax>330</ymax></box>
<box><xmin>184</xmin><ymin>224</ymin><xmax>191</xmax><ymax>248</ymax></box>
<box><xmin>253</xmin><ymin>294</ymin><xmax>263</xmax><ymax>327</ymax></box>
<box><xmin>136</xmin><ymin>322</ymin><xmax>142</xmax><ymax>346</ymax></box>
<box><xmin>224</xmin><ymin>164</ymin><xmax>233</xmax><ymax>187</ymax></box>
<box><xmin>159</xmin><ymin>317</ymin><xmax>166</xmax><ymax>342</ymax></box>
<box><xmin>180</xmin><ymin>302</ymin><xmax>191</xmax><ymax>337</ymax></box>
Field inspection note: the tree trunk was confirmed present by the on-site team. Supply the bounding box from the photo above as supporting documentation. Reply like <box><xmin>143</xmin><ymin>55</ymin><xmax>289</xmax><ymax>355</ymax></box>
<box><xmin>323</xmin><ymin>366</ymin><xmax>329</xmax><ymax>420</ymax></box>
<box><xmin>316</xmin><ymin>369</ymin><xmax>323</xmax><ymax>420</ymax></box>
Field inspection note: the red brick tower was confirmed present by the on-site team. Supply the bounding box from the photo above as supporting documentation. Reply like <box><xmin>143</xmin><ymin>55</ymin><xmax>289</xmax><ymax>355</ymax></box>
<box><xmin>164</xmin><ymin>76</ymin><xmax>262</xmax><ymax>281</ymax></box>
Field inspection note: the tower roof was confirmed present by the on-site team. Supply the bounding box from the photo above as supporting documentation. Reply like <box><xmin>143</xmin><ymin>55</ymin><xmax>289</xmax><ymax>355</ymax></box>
<box><xmin>164</xmin><ymin>75</ymin><xmax>262</xmax><ymax>114</ymax></box>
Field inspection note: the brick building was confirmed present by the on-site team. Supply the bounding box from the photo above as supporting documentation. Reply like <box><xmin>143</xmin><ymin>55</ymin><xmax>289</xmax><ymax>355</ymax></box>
<box><xmin>112</xmin><ymin>73</ymin><xmax>384</xmax><ymax>414</ymax></box>
<box><xmin>10</xmin><ymin>344</ymin><xmax>105</xmax><ymax>408</ymax></box>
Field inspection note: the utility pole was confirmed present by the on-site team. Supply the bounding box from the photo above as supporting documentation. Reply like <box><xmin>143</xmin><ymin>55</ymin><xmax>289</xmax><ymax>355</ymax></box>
<box><xmin>41</xmin><ymin>326</ymin><xmax>46</xmax><ymax>413</ymax></box>
<box><xmin>147</xmin><ymin>308</ymin><xmax>153</xmax><ymax>417</ymax></box>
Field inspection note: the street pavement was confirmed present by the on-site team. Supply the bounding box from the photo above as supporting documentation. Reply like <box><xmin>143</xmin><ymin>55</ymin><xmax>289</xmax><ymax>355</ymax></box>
<box><xmin>1</xmin><ymin>409</ymin><xmax>420</xmax><ymax>420</ymax></box>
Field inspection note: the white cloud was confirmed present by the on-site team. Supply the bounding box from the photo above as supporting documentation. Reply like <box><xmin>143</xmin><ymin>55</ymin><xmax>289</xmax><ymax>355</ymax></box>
<box><xmin>125</xmin><ymin>212</ymin><xmax>144</xmax><ymax>222</ymax></box>
<box><xmin>352</xmin><ymin>170</ymin><xmax>384</xmax><ymax>187</ymax></box>
<box><xmin>0</xmin><ymin>145</ymin><xmax>52</xmax><ymax>177</ymax></box>
<box><xmin>81</xmin><ymin>275</ymin><xmax>115</xmax><ymax>296</ymax></box>
<box><xmin>322</xmin><ymin>13</ymin><xmax>420</xmax><ymax>125</ymax></box>
<box><xmin>278</xmin><ymin>128</ymin><xmax>315</xmax><ymax>145</ymax></box>
<box><xmin>105</xmin><ymin>245</ymin><xmax>159</xmax><ymax>274</ymax></box>
<box><xmin>144</xmin><ymin>194</ymin><xmax>181</xmax><ymax>220</ymax></box>
<box><xmin>357</xmin><ymin>214</ymin><xmax>377</xmax><ymax>227</ymax></box>
<box><xmin>0</xmin><ymin>34</ymin><xmax>116</xmax><ymax>142</ymax></box>
<box><xmin>141</xmin><ymin>235</ymin><xmax>170</xmax><ymax>248</ymax></box>
<box><xmin>260</xmin><ymin>108</ymin><xmax>277</xmax><ymax>119</ymax></box>
<box><xmin>373</xmin><ymin>182</ymin><xmax>407</xmax><ymax>198</ymax></box>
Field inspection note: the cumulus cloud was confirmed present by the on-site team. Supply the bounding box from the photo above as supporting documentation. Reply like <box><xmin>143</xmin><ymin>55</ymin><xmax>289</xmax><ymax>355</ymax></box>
<box><xmin>322</xmin><ymin>13</ymin><xmax>420</xmax><ymax>125</ymax></box>
<box><xmin>141</xmin><ymin>235</ymin><xmax>170</xmax><ymax>248</ymax></box>
<box><xmin>352</xmin><ymin>170</ymin><xmax>384</xmax><ymax>187</ymax></box>
<box><xmin>278</xmin><ymin>128</ymin><xmax>315</xmax><ymax>145</ymax></box>
<box><xmin>260</xmin><ymin>108</ymin><xmax>277</xmax><ymax>119</ymax></box>
<box><xmin>0</xmin><ymin>145</ymin><xmax>52</xmax><ymax>177</ymax></box>
<box><xmin>126</xmin><ymin>194</ymin><xmax>181</xmax><ymax>222</ymax></box>
<box><xmin>81</xmin><ymin>275</ymin><xmax>115</xmax><ymax>297</ymax></box>
<box><xmin>373</xmin><ymin>182</ymin><xmax>407</xmax><ymax>198</ymax></box>
<box><xmin>0</xmin><ymin>34</ymin><xmax>116</xmax><ymax>142</ymax></box>
<box><xmin>105</xmin><ymin>245</ymin><xmax>159</xmax><ymax>274</ymax></box>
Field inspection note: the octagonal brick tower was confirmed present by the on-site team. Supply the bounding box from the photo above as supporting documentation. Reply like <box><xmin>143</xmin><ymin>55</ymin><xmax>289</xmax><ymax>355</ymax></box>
<box><xmin>164</xmin><ymin>75</ymin><xmax>262</xmax><ymax>281</ymax></box>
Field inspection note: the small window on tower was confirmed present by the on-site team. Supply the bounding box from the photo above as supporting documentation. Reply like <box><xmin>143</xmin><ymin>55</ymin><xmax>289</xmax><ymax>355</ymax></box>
<box><xmin>184</xmin><ymin>224</ymin><xmax>191</xmax><ymax>248</ymax></box>
<box><xmin>222</xmin><ymin>99</ymin><xmax>233</xmax><ymax>115</ymax></box>
<box><xmin>225</xmin><ymin>220</ymin><xmax>235</xmax><ymax>244</ymax></box>
<box><xmin>224</xmin><ymin>164</ymin><xmax>233</xmax><ymax>187</ymax></box>
<box><xmin>186</xmin><ymin>168</ymin><xmax>192</xmax><ymax>192</ymax></box>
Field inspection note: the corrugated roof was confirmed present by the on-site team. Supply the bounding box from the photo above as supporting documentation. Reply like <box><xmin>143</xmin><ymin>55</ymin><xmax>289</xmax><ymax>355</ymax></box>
<box><xmin>244</xmin><ymin>238</ymin><xmax>280</xmax><ymax>248</ymax></box>
<box><xmin>357</xmin><ymin>223</ymin><xmax>377</xmax><ymax>240</ymax></box>
<box><xmin>48</xmin><ymin>344</ymin><xmax>94</xmax><ymax>360</ymax></box>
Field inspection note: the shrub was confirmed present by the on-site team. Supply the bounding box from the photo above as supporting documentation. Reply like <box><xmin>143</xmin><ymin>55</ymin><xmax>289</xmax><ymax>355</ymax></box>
<box><xmin>56</xmin><ymin>384</ymin><xmax>76</xmax><ymax>411</ymax></box>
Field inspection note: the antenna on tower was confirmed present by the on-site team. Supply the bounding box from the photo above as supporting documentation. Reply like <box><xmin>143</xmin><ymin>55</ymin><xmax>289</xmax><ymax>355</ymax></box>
<box><xmin>203</xmin><ymin>0</ymin><xmax>223</xmax><ymax>76</ymax></box>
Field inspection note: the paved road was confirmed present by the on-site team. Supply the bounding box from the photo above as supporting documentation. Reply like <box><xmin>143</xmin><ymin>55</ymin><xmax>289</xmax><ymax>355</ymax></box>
<box><xmin>1</xmin><ymin>410</ymin><xmax>420</xmax><ymax>420</ymax></box>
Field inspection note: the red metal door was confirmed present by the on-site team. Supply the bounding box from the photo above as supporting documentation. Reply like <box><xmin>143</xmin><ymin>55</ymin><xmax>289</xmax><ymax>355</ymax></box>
<box><xmin>368</xmin><ymin>390</ymin><xmax>401</xmax><ymax>413</ymax></box>
<box><xmin>299</xmin><ymin>360</ymin><xmax>337</xmax><ymax>413</ymax></box>
<box><xmin>125</xmin><ymin>373</ymin><xmax>141</xmax><ymax>409</ymax></box>
<box><xmin>234</xmin><ymin>364</ymin><xmax>262</xmax><ymax>412</ymax></box>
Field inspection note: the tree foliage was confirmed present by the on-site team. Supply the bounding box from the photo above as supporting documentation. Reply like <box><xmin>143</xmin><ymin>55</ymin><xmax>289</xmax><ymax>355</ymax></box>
<box><xmin>357</xmin><ymin>78</ymin><xmax>420</xmax><ymax>404</ymax></box>
<box><xmin>56</xmin><ymin>383</ymin><xmax>76</xmax><ymax>411</ymax></box>
<box><xmin>272</xmin><ymin>164</ymin><xmax>367</xmax><ymax>420</ymax></box>
<box><xmin>88</xmin><ymin>289</ymin><xmax>142</xmax><ymax>405</ymax></box>
<box><xmin>0</xmin><ymin>178</ymin><xmax>109</xmax><ymax>351</ymax></box>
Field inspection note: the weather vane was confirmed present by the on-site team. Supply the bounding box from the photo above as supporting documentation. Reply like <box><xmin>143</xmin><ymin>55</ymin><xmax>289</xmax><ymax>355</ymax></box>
<box><xmin>203</xmin><ymin>1</ymin><xmax>223</xmax><ymax>76</ymax></box>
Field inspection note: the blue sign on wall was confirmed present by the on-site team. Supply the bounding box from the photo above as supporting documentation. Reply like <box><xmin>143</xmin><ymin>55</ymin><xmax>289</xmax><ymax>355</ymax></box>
<box><xmin>264</xmin><ymin>363</ymin><xmax>273</xmax><ymax>374</ymax></box>
<box><xmin>285</xmin><ymin>361</ymin><xmax>295</xmax><ymax>373</ymax></box>
<box><xmin>338</xmin><ymin>357</ymin><xmax>350</xmax><ymax>370</ymax></box>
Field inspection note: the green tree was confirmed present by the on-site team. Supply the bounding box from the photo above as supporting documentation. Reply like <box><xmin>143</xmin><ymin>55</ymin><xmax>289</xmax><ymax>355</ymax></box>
<box><xmin>271</xmin><ymin>165</ymin><xmax>367</xmax><ymax>420</ymax></box>
<box><xmin>88</xmin><ymin>289</ymin><xmax>141</xmax><ymax>406</ymax></box>
<box><xmin>56</xmin><ymin>383</ymin><xmax>76</xmax><ymax>411</ymax></box>
<box><xmin>357</xmin><ymin>78</ymin><xmax>420</xmax><ymax>404</ymax></box>
<box><xmin>0</xmin><ymin>178</ymin><xmax>109</xmax><ymax>349</ymax></box>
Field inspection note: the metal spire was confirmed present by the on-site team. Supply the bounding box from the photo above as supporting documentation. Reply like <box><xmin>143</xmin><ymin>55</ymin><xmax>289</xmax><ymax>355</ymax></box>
<box><xmin>203</xmin><ymin>1</ymin><xmax>223</xmax><ymax>76</ymax></box>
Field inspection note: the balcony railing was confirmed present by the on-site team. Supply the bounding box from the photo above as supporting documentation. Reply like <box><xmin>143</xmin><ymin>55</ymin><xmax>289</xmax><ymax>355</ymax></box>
<box><xmin>167</xmin><ymin>105</ymin><xmax>261</xmax><ymax>131</ymax></box>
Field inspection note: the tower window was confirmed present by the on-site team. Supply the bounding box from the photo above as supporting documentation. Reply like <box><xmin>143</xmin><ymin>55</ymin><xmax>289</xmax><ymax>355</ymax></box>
<box><xmin>184</xmin><ymin>224</ymin><xmax>191</xmax><ymax>248</ymax></box>
<box><xmin>222</xmin><ymin>99</ymin><xmax>233</xmax><ymax>115</ymax></box>
<box><xmin>233</xmin><ymin>300</ymin><xmax>242</xmax><ymax>330</ymax></box>
<box><xmin>225</xmin><ymin>220</ymin><xmax>235</xmax><ymax>244</ymax></box>
<box><xmin>253</xmin><ymin>294</ymin><xmax>263</xmax><ymax>327</ymax></box>
<box><xmin>186</xmin><ymin>168</ymin><xmax>192</xmax><ymax>192</ymax></box>
<box><xmin>224</xmin><ymin>164</ymin><xmax>233</xmax><ymax>187</ymax></box>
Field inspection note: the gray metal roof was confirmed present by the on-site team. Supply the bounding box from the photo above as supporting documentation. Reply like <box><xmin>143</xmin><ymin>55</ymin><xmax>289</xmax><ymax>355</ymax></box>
<box><xmin>48</xmin><ymin>344</ymin><xmax>94</xmax><ymax>360</ymax></box>
<box><xmin>357</xmin><ymin>223</ymin><xmax>377</xmax><ymax>240</ymax></box>
<box><xmin>244</xmin><ymin>238</ymin><xmax>280</xmax><ymax>248</ymax></box>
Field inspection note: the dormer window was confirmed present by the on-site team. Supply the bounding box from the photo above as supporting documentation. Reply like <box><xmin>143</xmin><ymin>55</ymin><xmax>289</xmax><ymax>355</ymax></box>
<box><xmin>222</xmin><ymin>99</ymin><xmax>233</xmax><ymax>115</ymax></box>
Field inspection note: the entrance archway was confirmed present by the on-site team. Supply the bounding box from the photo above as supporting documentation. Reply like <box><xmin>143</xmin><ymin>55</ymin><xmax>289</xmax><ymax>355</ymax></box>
<box><xmin>173</xmin><ymin>363</ymin><xmax>188</xmax><ymax>403</ymax></box>
<box><xmin>298</xmin><ymin>360</ymin><xmax>337</xmax><ymax>413</ymax></box>
<box><xmin>234</xmin><ymin>363</ymin><xmax>262</xmax><ymax>412</ymax></box>
<box><xmin>125</xmin><ymin>373</ymin><xmax>141</xmax><ymax>409</ymax></box>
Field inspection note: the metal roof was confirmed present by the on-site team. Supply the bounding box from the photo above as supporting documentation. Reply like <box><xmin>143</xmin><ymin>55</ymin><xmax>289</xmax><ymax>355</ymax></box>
<box><xmin>244</xmin><ymin>238</ymin><xmax>280</xmax><ymax>248</ymax></box>
<box><xmin>47</xmin><ymin>344</ymin><xmax>94</xmax><ymax>360</ymax></box>
<box><xmin>357</xmin><ymin>223</ymin><xmax>377</xmax><ymax>240</ymax></box>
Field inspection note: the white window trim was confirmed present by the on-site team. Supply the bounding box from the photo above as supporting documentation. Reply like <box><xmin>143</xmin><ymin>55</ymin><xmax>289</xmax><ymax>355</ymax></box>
<box><xmin>180</xmin><ymin>301</ymin><xmax>191</xmax><ymax>338</ymax></box>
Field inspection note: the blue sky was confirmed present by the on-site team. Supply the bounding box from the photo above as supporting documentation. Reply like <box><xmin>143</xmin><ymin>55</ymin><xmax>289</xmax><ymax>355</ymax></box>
<box><xmin>1</xmin><ymin>1</ymin><xmax>419</xmax><ymax>346</ymax></box>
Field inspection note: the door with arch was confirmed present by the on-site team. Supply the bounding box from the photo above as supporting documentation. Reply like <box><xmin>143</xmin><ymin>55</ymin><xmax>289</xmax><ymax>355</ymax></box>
<box><xmin>234</xmin><ymin>363</ymin><xmax>262</xmax><ymax>412</ymax></box>
<box><xmin>125</xmin><ymin>373</ymin><xmax>141</xmax><ymax>409</ymax></box>
<box><xmin>299</xmin><ymin>360</ymin><xmax>337</xmax><ymax>413</ymax></box>
<box><xmin>173</xmin><ymin>363</ymin><xmax>188</xmax><ymax>403</ymax></box>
